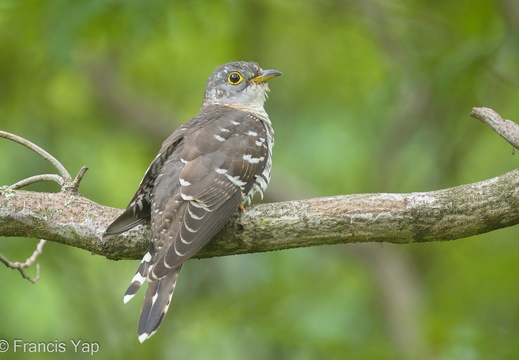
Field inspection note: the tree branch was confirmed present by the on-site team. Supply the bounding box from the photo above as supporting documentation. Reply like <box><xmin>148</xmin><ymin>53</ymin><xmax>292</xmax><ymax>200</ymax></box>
<box><xmin>1</xmin><ymin>107</ymin><xmax>519</xmax><ymax>262</ymax></box>
<box><xmin>1</xmin><ymin>166</ymin><xmax>519</xmax><ymax>261</ymax></box>
<box><xmin>0</xmin><ymin>131</ymin><xmax>73</xmax><ymax>185</ymax></box>
<box><xmin>0</xmin><ymin>131</ymin><xmax>93</xmax><ymax>280</ymax></box>
<box><xmin>0</xmin><ymin>131</ymin><xmax>89</xmax><ymax>194</ymax></box>
<box><xmin>471</xmin><ymin>107</ymin><xmax>519</xmax><ymax>150</ymax></box>
<box><xmin>0</xmin><ymin>239</ymin><xmax>46</xmax><ymax>283</ymax></box>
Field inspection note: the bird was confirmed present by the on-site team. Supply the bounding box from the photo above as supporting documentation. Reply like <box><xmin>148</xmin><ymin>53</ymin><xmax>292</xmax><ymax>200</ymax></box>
<box><xmin>102</xmin><ymin>61</ymin><xmax>282</xmax><ymax>343</ymax></box>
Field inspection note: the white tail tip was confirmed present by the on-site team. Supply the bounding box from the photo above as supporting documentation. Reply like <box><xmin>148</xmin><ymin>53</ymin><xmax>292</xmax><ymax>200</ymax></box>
<box><xmin>123</xmin><ymin>294</ymin><xmax>134</xmax><ymax>304</ymax></box>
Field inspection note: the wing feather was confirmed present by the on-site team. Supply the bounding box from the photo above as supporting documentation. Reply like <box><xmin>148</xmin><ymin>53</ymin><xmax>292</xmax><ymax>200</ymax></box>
<box><xmin>149</xmin><ymin>107</ymin><xmax>271</xmax><ymax>277</ymax></box>
<box><xmin>102</xmin><ymin>127</ymin><xmax>187</xmax><ymax>240</ymax></box>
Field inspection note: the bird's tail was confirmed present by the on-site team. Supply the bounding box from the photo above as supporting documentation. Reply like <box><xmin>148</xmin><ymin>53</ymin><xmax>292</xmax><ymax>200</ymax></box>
<box><xmin>123</xmin><ymin>243</ymin><xmax>181</xmax><ymax>342</ymax></box>
<box><xmin>137</xmin><ymin>267</ymin><xmax>181</xmax><ymax>343</ymax></box>
<box><xmin>124</xmin><ymin>244</ymin><xmax>155</xmax><ymax>304</ymax></box>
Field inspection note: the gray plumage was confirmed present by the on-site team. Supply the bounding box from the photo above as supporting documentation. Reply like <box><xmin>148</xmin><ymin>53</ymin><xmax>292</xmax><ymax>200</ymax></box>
<box><xmin>103</xmin><ymin>61</ymin><xmax>281</xmax><ymax>342</ymax></box>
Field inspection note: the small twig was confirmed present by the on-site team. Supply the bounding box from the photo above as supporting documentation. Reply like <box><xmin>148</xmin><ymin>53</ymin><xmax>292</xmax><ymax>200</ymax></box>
<box><xmin>63</xmin><ymin>166</ymin><xmax>89</xmax><ymax>193</ymax></box>
<box><xmin>0</xmin><ymin>239</ymin><xmax>46</xmax><ymax>283</ymax></box>
<box><xmin>0</xmin><ymin>131</ymin><xmax>89</xmax><ymax>193</ymax></box>
<box><xmin>0</xmin><ymin>132</ymin><xmax>88</xmax><ymax>283</ymax></box>
<box><xmin>9</xmin><ymin>174</ymin><xmax>65</xmax><ymax>190</ymax></box>
<box><xmin>0</xmin><ymin>131</ymin><xmax>73</xmax><ymax>183</ymax></box>
<box><xmin>471</xmin><ymin>107</ymin><xmax>519</xmax><ymax>150</ymax></box>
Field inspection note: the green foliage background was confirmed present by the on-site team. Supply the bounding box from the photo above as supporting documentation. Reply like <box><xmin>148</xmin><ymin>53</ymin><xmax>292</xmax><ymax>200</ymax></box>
<box><xmin>1</xmin><ymin>0</ymin><xmax>519</xmax><ymax>359</ymax></box>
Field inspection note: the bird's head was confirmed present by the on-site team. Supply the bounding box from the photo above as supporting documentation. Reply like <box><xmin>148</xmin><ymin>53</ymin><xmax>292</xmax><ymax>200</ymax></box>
<box><xmin>203</xmin><ymin>61</ymin><xmax>282</xmax><ymax>111</ymax></box>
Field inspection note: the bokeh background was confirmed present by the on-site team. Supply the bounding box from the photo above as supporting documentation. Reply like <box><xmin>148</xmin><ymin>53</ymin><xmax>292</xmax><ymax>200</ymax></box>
<box><xmin>1</xmin><ymin>0</ymin><xmax>519</xmax><ymax>359</ymax></box>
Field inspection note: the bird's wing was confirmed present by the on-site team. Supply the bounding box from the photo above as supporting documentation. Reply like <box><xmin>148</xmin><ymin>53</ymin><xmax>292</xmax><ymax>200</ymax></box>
<box><xmin>149</xmin><ymin>106</ymin><xmax>271</xmax><ymax>278</ymax></box>
<box><xmin>102</xmin><ymin>125</ymin><xmax>189</xmax><ymax>240</ymax></box>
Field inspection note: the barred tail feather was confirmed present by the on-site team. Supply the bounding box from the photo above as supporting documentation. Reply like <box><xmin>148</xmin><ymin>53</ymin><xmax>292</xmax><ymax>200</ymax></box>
<box><xmin>137</xmin><ymin>267</ymin><xmax>181</xmax><ymax>343</ymax></box>
<box><xmin>124</xmin><ymin>245</ymin><xmax>154</xmax><ymax>304</ymax></box>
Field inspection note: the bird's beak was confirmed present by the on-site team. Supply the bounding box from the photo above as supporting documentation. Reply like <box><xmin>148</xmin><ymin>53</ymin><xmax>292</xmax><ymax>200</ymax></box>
<box><xmin>250</xmin><ymin>69</ymin><xmax>283</xmax><ymax>83</ymax></box>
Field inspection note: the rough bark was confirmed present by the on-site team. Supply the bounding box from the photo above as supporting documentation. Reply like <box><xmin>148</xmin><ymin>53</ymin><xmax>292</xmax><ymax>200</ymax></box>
<box><xmin>1</xmin><ymin>166</ymin><xmax>518</xmax><ymax>261</ymax></box>
<box><xmin>1</xmin><ymin>107</ymin><xmax>518</xmax><ymax>262</ymax></box>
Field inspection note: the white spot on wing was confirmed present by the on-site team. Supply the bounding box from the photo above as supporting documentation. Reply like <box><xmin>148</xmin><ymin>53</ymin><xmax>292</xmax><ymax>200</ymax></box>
<box><xmin>214</xmin><ymin>134</ymin><xmax>225</xmax><ymax>142</ymax></box>
<box><xmin>175</xmin><ymin>248</ymin><xmax>186</xmax><ymax>258</ymax></box>
<box><xmin>181</xmin><ymin>193</ymin><xmax>194</xmax><ymax>201</ymax></box>
<box><xmin>246</xmin><ymin>130</ymin><xmax>258</xmax><ymax>136</ymax></box>
<box><xmin>188</xmin><ymin>206</ymin><xmax>206</xmax><ymax>220</ymax></box>
<box><xmin>215</xmin><ymin>168</ymin><xmax>228</xmax><ymax>174</ymax></box>
<box><xmin>243</xmin><ymin>154</ymin><xmax>261</xmax><ymax>164</ymax></box>
<box><xmin>179</xmin><ymin>178</ymin><xmax>191</xmax><ymax>186</ymax></box>
<box><xmin>184</xmin><ymin>222</ymin><xmax>198</xmax><ymax>233</ymax></box>
<box><xmin>190</xmin><ymin>200</ymin><xmax>211</xmax><ymax>212</ymax></box>
<box><xmin>226</xmin><ymin>174</ymin><xmax>247</xmax><ymax>187</ymax></box>
<box><xmin>179</xmin><ymin>233</ymin><xmax>193</xmax><ymax>245</ymax></box>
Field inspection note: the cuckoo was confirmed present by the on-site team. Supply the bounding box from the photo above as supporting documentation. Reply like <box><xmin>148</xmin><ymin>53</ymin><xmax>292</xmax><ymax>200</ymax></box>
<box><xmin>103</xmin><ymin>61</ymin><xmax>282</xmax><ymax>342</ymax></box>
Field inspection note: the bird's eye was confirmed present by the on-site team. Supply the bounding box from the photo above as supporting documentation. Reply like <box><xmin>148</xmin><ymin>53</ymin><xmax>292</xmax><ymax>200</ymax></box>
<box><xmin>228</xmin><ymin>72</ymin><xmax>243</xmax><ymax>85</ymax></box>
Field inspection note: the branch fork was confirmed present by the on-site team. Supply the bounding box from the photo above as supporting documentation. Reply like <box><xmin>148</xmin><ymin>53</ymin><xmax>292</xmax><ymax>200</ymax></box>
<box><xmin>0</xmin><ymin>131</ymin><xmax>89</xmax><ymax>192</ymax></box>
<box><xmin>0</xmin><ymin>130</ymin><xmax>90</xmax><ymax>282</ymax></box>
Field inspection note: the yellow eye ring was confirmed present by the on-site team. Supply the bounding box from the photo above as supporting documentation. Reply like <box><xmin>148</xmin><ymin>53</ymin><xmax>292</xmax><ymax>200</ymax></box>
<box><xmin>227</xmin><ymin>72</ymin><xmax>243</xmax><ymax>85</ymax></box>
